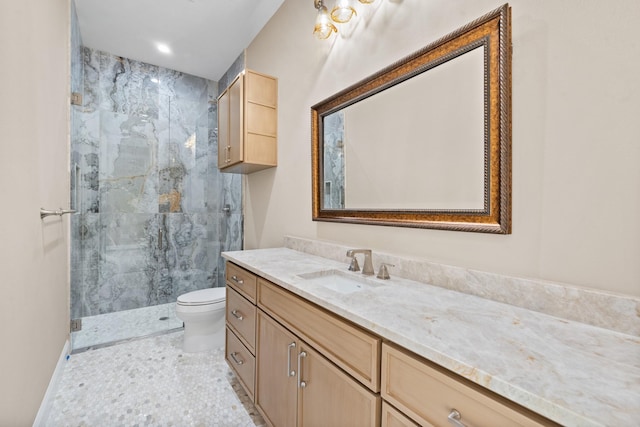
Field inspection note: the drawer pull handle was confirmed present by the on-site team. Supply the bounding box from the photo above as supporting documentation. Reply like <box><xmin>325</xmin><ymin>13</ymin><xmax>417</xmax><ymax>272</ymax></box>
<box><xmin>231</xmin><ymin>275</ymin><xmax>244</xmax><ymax>285</ymax></box>
<box><xmin>298</xmin><ymin>351</ymin><xmax>307</xmax><ymax>389</ymax></box>
<box><xmin>287</xmin><ymin>342</ymin><xmax>297</xmax><ymax>377</ymax></box>
<box><xmin>230</xmin><ymin>352</ymin><xmax>244</xmax><ymax>366</ymax></box>
<box><xmin>231</xmin><ymin>309</ymin><xmax>244</xmax><ymax>321</ymax></box>
<box><xmin>447</xmin><ymin>409</ymin><xmax>466</xmax><ymax>427</ymax></box>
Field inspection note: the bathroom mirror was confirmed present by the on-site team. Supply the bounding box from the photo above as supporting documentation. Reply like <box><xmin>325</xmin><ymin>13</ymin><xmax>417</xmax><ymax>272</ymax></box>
<box><xmin>311</xmin><ymin>4</ymin><xmax>512</xmax><ymax>233</ymax></box>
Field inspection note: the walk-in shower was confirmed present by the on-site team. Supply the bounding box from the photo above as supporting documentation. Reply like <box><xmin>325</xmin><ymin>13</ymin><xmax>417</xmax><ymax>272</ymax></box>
<box><xmin>70</xmin><ymin>9</ymin><xmax>241</xmax><ymax>350</ymax></box>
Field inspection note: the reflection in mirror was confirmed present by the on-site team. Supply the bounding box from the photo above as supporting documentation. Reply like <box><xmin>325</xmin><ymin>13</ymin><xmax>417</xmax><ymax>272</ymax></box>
<box><xmin>312</xmin><ymin>4</ymin><xmax>511</xmax><ymax>233</ymax></box>
<box><xmin>323</xmin><ymin>46</ymin><xmax>485</xmax><ymax>210</ymax></box>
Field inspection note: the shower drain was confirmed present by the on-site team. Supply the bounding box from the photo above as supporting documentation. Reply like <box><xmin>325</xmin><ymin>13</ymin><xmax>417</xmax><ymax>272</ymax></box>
<box><xmin>159</xmin><ymin>316</ymin><xmax>170</xmax><ymax>321</ymax></box>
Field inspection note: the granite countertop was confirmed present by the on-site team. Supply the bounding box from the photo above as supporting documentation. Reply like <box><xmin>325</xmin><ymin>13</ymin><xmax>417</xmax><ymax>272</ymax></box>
<box><xmin>222</xmin><ymin>248</ymin><xmax>640</xmax><ymax>427</ymax></box>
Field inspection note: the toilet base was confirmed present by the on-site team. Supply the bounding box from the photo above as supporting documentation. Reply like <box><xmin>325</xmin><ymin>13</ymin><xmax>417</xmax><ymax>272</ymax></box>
<box><xmin>182</xmin><ymin>320</ymin><xmax>225</xmax><ymax>353</ymax></box>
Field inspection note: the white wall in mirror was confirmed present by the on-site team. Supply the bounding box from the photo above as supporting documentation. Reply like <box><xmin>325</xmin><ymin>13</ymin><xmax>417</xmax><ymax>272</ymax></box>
<box><xmin>342</xmin><ymin>46</ymin><xmax>485</xmax><ymax>210</ymax></box>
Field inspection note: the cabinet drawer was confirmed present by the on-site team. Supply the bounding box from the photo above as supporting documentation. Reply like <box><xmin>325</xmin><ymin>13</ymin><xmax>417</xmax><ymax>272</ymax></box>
<box><xmin>382</xmin><ymin>402</ymin><xmax>421</xmax><ymax>427</ymax></box>
<box><xmin>226</xmin><ymin>327</ymin><xmax>255</xmax><ymax>400</ymax></box>
<box><xmin>226</xmin><ymin>286</ymin><xmax>257</xmax><ymax>354</ymax></box>
<box><xmin>226</xmin><ymin>262</ymin><xmax>257</xmax><ymax>302</ymax></box>
<box><xmin>381</xmin><ymin>344</ymin><xmax>555</xmax><ymax>427</ymax></box>
<box><xmin>258</xmin><ymin>279</ymin><xmax>381</xmax><ymax>392</ymax></box>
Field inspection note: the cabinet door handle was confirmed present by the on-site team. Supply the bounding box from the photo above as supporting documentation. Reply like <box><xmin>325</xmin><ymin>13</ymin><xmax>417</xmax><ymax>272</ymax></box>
<box><xmin>231</xmin><ymin>309</ymin><xmax>244</xmax><ymax>321</ymax></box>
<box><xmin>230</xmin><ymin>352</ymin><xmax>244</xmax><ymax>366</ymax></box>
<box><xmin>287</xmin><ymin>342</ymin><xmax>296</xmax><ymax>377</ymax></box>
<box><xmin>447</xmin><ymin>409</ymin><xmax>467</xmax><ymax>427</ymax></box>
<box><xmin>297</xmin><ymin>351</ymin><xmax>307</xmax><ymax>388</ymax></box>
<box><xmin>231</xmin><ymin>275</ymin><xmax>244</xmax><ymax>285</ymax></box>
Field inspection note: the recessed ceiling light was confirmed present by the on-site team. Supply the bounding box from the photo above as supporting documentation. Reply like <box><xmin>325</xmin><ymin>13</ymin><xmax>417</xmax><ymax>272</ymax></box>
<box><xmin>156</xmin><ymin>43</ymin><xmax>171</xmax><ymax>54</ymax></box>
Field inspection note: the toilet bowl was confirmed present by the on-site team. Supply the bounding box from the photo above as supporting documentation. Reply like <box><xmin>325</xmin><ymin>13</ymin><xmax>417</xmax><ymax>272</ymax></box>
<box><xmin>175</xmin><ymin>287</ymin><xmax>226</xmax><ymax>353</ymax></box>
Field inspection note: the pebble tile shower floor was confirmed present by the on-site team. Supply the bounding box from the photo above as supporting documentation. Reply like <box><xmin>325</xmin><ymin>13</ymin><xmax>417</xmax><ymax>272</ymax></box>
<box><xmin>46</xmin><ymin>331</ymin><xmax>265</xmax><ymax>427</ymax></box>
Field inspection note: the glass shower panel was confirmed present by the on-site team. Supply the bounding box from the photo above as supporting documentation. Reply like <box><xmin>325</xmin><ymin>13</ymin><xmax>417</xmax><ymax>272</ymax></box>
<box><xmin>69</xmin><ymin>47</ymin><xmax>235</xmax><ymax>350</ymax></box>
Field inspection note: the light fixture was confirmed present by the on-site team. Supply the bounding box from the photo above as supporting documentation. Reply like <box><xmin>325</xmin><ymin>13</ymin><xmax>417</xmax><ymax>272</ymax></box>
<box><xmin>331</xmin><ymin>0</ymin><xmax>356</xmax><ymax>24</ymax></box>
<box><xmin>313</xmin><ymin>0</ymin><xmax>376</xmax><ymax>40</ymax></box>
<box><xmin>156</xmin><ymin>43</ymin><xmax>171</xmax><ymax>54</ymax></box>
<box><xmin>313</xmin><ymin>0</ymin><xmax>337</xmax><ymax>40</ymax></box>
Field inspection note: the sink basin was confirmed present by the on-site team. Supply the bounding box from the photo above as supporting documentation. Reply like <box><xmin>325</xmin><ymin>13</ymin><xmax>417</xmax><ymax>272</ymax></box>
<box><xmin>296</xmin><ymin>269</ymin><xmax>383</xmax><ymax>294</ymax></box>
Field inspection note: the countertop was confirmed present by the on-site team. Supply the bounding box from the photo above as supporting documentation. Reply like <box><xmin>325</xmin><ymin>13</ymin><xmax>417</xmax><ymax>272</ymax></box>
<box><xmin>222</xmin><ymin>248</ymin><xmax>640</xmax><ymax>426</ymax></box>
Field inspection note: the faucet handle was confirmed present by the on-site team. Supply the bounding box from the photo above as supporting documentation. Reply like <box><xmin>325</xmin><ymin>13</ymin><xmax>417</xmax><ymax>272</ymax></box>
<box><xmin>376</xmin><ymin>263</ymin><xmax>394</xmax><ymax>280</ymax></box>
<box><xmin>347</xmin><ymin>252</ymin><xmax>360</xmax><ymax>272</ymax></box>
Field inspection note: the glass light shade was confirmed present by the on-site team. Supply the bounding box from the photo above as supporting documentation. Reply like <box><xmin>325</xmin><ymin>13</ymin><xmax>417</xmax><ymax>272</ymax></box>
<box><xmin>331</xmin><ymin>0</ymin><xmax>357</xmax><ymax>23</ymax></box>
<box><xmin>314</xmin><ymin>5</ymin><xmax>337</xmax><ymax>39</ymax></box>
<box><xmin>358</xmin><ymin>0</ymin><xmax>375</xmax><ymax>3</ymax></box>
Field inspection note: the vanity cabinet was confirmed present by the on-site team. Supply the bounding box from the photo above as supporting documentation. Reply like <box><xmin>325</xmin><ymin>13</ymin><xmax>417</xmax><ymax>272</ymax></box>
<box><xmin>381</xmin><ymin>343</ymin><xmax>556</xmax><ymax>427</ymax></box>
<box><xmin>223</xmin><ymin>260</ymin><xmax>558</xmax><ymax>427</ymax></box>
<box><xmin>217</xmin><ymin>69</ymin><xmax>277</xmax><ymax>174</ymax></box>
<box><xmin>224</xmin><ymin>264</ymin><xmax>259</xmax><ymax>400</ymax></box>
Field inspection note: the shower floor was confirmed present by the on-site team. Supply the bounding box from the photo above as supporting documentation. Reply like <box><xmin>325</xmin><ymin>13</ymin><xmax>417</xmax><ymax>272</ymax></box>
<box><xmin>71</xmin><ymin>303</ymin><xmax>183</xmax><ymax>351</ymax></box>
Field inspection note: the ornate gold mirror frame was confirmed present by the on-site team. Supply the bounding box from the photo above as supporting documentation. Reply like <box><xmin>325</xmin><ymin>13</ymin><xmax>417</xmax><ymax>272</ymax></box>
<box><xmin>311</xmin><ymin>4</ymin><xmax>512</xmax><ymax>233</ymax></box>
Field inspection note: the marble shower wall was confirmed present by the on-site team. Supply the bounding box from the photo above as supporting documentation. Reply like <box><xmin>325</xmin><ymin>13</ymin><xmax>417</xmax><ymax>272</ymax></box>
<box><xmin>70</xmin><ymin>47</ymin><xmax>242</xmax><ymax>319</ymax></box>
<box><xmin>322</xmin><ymin>111</ymin><xmax>345</xmax><ymax>209</ymax></box>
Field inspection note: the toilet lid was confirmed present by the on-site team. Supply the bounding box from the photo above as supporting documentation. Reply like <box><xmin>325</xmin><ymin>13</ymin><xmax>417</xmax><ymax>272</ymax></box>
<box><xmin>177</xmin><ymin>287</ymin><xmax>226</xmax><ymax>306</ymax></box>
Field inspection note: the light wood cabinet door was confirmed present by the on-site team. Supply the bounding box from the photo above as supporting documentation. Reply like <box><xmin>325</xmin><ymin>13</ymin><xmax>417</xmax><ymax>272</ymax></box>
<box><xmin>298</xmin><ymin>343</ymin><xmax>380</xmax><ymax>427</ymax></box>
<box><xmin>217</xmin><ymin>87</ymin><xmax>229</xmax><ymax>168</ymax></box>
<box><xmin>217</xmin><ymin>69</ymin><xmax>277</xmax><ymax>174</ymax></box>
<box><xmin>227</xmin><ymin>74</ymin><xmax>243</xmax><ymax>166</ymax></box>
<box><xmin>256</xmin><ymin>311</ymin><xmax>298</xmax><ymax>427</ymax></box>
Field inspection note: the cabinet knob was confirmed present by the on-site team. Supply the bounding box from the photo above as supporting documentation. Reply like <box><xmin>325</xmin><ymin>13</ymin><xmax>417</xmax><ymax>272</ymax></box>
<box><xmin>447</xmin><ymin>409</ymin><xmax>467</xmax><ymax>427</ymax></box>
<box><xmin>231</xmin><ymin>275</ymin><xmax>244</xmax><ymax>285</ymax></box>
<box><xmin>231</xmin><ymin>309</ymin><xmax>244</xmax><ymax>321</ymax></box>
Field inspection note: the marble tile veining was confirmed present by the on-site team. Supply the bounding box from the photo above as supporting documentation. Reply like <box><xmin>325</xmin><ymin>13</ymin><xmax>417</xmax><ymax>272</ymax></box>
<box><xmin>223</xmin><ymin>247</ymin><xmax>640</xmax><ymax>427</ymax></box>
<box><xmin>71</xmin><ymin>47</ymin><xmax>243</xmax><ymax>318</ymax></box>
<box><xmin>284</xmin><ymin>235</ymin><xmax>640</xmax><ymax>336</ymax></box>
<box><xmin>48</xmin><ymin>331</ymin><xmax>265</xmax><ymax>427</ymax></box>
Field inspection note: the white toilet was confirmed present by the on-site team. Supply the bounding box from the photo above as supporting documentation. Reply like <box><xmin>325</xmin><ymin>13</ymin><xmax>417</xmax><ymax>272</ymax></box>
<box><xmin>175</xmin><ymin>287</ymin><xmax>226</xmax><ymax>353</ymax></box>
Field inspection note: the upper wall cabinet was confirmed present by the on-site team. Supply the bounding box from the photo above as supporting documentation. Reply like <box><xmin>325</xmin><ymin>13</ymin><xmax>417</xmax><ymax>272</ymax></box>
<box><xmin>218</xmin><ymin>69</ymin><xmax>278</xmax><ymax>174</ymax></box>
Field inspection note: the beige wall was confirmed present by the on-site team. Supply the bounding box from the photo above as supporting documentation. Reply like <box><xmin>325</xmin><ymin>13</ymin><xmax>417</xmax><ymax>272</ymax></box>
<box><xmin>0</xmin><ymin>0</ymin><xmax>71</xmax><ymax>424</ymax></box>
<box><xmin>245</xmin><ymin>0</ymin><xmax>640</xmax><ymax>297</ymax></box>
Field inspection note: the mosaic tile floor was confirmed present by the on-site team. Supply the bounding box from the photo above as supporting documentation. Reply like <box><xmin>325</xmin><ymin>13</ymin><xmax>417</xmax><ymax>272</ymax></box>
<box><xmin>47</xmin><ymin>331</ymin><xmax>265</xmax><ymax>427</ymax></box>
<box><xmin>71</xmin><ymin>303</ymin><xmax>183</xmax><ymax>350</ymax></box>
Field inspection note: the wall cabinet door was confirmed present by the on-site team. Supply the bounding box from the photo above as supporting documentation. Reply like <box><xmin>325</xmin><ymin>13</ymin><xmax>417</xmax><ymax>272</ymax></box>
<box><xmin>256</xmin><ymin>311</ymin><xmax>298</xmax><ymax>427</ymax></box>
<box><xmin>217</xmin><ymin>85</ymin><xmax>229</xmax><ymax>168</ymax></box>
<box><xmin>227</xmin><ymin>74</ymin><xmax>243</xmax><ymax>166</ymax></box>
<box><xmin>217</xmin><ymin>70</ymin><xmax>277</xmax><ymax>174</ymax></box>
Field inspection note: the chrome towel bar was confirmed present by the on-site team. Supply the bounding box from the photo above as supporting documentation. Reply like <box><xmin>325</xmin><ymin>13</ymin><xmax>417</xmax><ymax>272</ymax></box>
<box><xmin>40</xmin><ymin>208</ymin><xmax>77</xmax><ymax>219</ymax></box>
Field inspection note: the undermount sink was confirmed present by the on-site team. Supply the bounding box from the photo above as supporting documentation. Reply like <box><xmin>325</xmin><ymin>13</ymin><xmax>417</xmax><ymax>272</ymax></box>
<box><xmin>296</xmin><ymin>269</ymin><xmax>384</xmax><ymax>294</ymax></box>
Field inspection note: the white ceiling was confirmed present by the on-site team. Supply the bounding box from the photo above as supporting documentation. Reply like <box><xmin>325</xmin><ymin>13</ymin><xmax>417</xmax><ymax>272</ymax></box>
<box><xmin>74</xmin><ymin>0</ymin><xmax>285</xmax><ymax>81</ymax></box>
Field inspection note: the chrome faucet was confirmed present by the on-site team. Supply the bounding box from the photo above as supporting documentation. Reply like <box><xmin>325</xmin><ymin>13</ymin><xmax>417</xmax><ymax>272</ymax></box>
<box><xmin>346</xmin><ymin>249</ymin><xmax>374</xmax><ymax>276</ymax></box>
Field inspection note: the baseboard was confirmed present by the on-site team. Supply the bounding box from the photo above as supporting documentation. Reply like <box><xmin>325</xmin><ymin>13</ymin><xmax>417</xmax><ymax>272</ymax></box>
<box><xmin>32</xmin><ymin>339</ymin><xmax>70</xmax><ymax>427</ymax></box>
